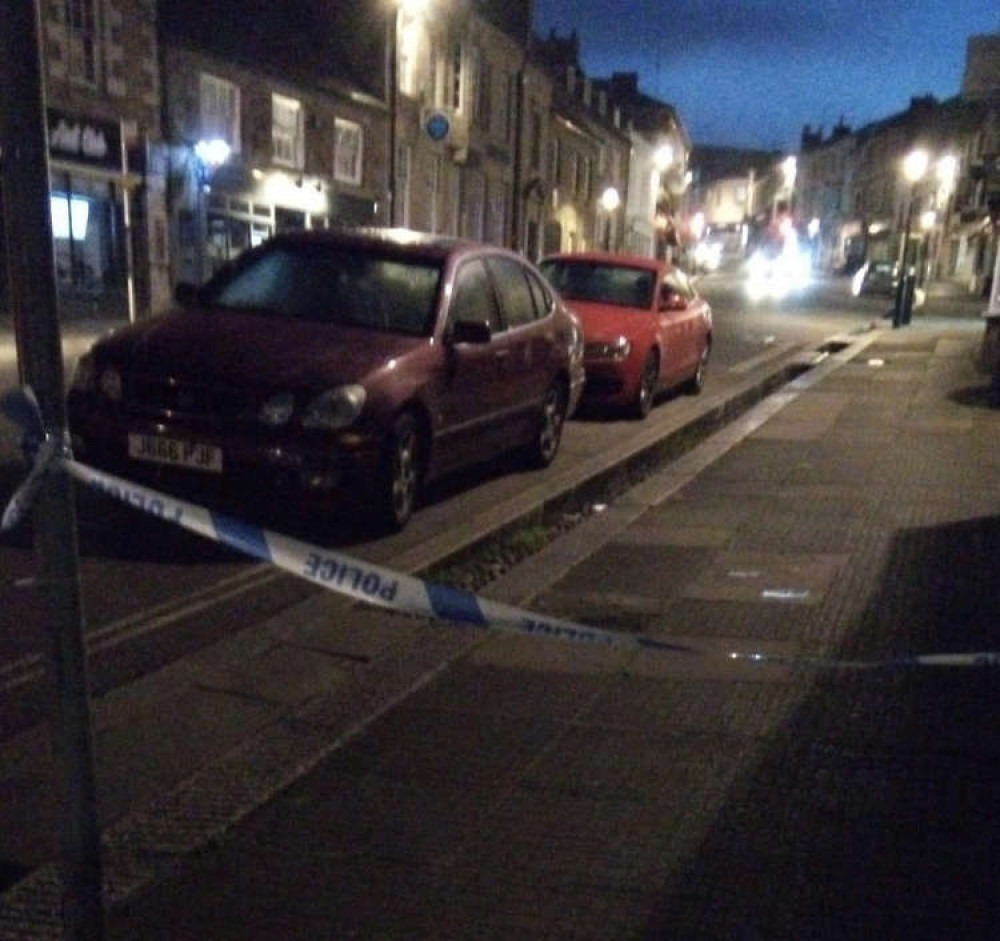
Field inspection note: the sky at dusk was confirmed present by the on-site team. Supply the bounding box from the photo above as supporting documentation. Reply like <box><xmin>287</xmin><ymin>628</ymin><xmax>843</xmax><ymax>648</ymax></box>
<box><xmin>534</xmin><ymin>0</ymin><xmax>998</xmax><ymax>152</ymax></box>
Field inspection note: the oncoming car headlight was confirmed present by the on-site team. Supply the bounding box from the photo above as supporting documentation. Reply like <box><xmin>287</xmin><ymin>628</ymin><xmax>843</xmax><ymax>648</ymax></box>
<box><xmin>585</xmin><ymin>336</ymin><xmax>632</xmax><ymax>362</ymax></box>
<box><xmin>301</xmin><ymin>385</ymin><xmax>367</xmax><ymax>430</ymax></box>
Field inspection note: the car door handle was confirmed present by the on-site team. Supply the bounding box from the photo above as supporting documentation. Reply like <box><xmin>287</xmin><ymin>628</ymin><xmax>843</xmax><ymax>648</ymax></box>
<box><xmin>495</xmin><ymin>349</ymin><xmax>511</xmax><ymax>359</ymax></box>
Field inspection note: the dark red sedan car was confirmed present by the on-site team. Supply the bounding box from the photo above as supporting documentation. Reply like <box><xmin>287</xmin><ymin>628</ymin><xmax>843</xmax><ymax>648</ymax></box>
<box><xmin>539</xmin><ymin>252</ymin><xmax>712</xmax><ymax>418</ymax></box>
<box><xmin>68</xmin><ymin>229</ymin><xmax>584</xmax><ymax>530</ymax></box>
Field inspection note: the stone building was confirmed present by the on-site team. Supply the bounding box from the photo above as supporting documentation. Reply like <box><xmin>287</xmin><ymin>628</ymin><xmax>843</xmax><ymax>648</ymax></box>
<box><xmin>159</xmin><ymin>1</ymin><xmax>389</xmax><ymax>287</ymax></box>
<box><xmin>533</xmin><ymin>31</ymin><xmax>632</xmax><ymax>256</ymax></box>
<box><xmin>38</xmin><ymin>0</ymin><xmax>168</xmax><ymax>319</ymax></box>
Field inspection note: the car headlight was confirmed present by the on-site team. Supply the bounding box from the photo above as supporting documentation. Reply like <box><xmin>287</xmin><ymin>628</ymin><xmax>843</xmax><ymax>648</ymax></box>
<box><xmin>99</xmin><ymin>367</ymin><xmax>123</xmax><ymax>401</ymax></box>
<box><xmin>258</xmin><ymin>392</ymin><xmax>296</xmax><ymax>426</ymax></box>
<box><xmin>301</xmin><ymin>385</ymin><xmax>367</xmax><ymax>430</ymax></box>
<box><xmin>585</xmin><ymin>336</ymin><xmax>631</xmax><ymax>362</ymax></box>
<box><xmin>71</xmin><ymin>353</ymin><xmax>96</xmax><ymax>392</ymax></box>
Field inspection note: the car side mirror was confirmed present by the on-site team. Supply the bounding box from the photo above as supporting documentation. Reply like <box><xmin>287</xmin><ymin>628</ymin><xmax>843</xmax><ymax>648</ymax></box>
<box><xmin>448</xmin><ymin>319</ymin><xmax>492</xmax><ymax>345</ymax></box>
<box><xmin>174</xmin><ymin>282</ymin><xmax>200</xmax><ymax>307</ymax></box>
<box><xmin>659</xmin><ymin>291</ymin><xmax>688</xmax><ymax>311</ymax></box>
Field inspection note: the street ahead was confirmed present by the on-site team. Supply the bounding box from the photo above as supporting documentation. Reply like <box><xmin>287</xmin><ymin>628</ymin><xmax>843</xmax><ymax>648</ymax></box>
<box><xmin>0</xmin><ymin>270</ymin><xmax>882</xmax><ymax>748</ymax></box>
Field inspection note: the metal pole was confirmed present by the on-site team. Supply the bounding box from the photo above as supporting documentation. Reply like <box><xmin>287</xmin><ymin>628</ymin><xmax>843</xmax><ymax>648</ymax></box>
<box><xmin>387</xmin><ymin>9</ymin><xmax>398</xmax><ymax>227</ymax></box>
<box><xmin>893</xmin><ymin>191</ymin><xmax>914</xmax><ymax>328</ymax></box>
<box><xmin>0</xmin><ymin>3</ymin><xmax>105</xmax><ymax>939</ymax></box>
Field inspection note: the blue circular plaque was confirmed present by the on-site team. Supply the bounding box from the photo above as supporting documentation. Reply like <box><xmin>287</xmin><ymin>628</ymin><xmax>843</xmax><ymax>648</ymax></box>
<box><xmin>425</xmin><ymin>111</ymin><xmax>451</xmax><ymax>142</ymax></box>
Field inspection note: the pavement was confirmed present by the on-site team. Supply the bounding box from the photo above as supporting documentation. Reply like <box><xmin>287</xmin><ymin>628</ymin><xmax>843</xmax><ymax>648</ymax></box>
<box><xmin>2</xmin><ymin>294</ymin><xmax>999</xmax><ymax>938</ymax></box>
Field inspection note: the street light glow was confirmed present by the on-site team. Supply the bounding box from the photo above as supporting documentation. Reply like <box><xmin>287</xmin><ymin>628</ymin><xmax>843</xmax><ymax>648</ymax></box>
<box><xmin>194</xmin><ymin>138</ymin><xmax>231</xmax><ymax>168</ymax></box>
<box><xmin>902</xmin><ymin>148</ymin><xmax>929</xmax><ymax>183</ymax></box>
<box><xmin>654</xmin><ymin>144</ymin><xmax>674</xmax><ymax>171</ymax></box>
<box><xmin>600</xmin><ymin>186</ymin><xmax>621</xmax><ymax>212</ymax></box>
<box><xmin>919</xmin><ymin>210</ymin><xmax>936</xmax><ymax>230</ymax></box>
<box><xmin>936</xmin><ymin>154</ymin><xmax>958</xmax><ymax>189</ymax></box>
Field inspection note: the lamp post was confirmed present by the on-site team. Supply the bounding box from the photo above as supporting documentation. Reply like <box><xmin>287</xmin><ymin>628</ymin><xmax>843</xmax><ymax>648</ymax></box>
<box><xmin>193</xmin><ymin>138</ymin><xmax>230</xmax><ymax>283</ymax></box>
<box><xmin>892</xmin><ymin>147</ymin><xmax>928</xmax><ymax>327</ymax></box>
<box><xmin>600</xmin><ymin>185</ymin><xmax>620</xmax><ymax>251</ymax></box>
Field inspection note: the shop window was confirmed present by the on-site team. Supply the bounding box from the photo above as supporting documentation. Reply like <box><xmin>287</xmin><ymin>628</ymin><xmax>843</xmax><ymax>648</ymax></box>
<box><xmin>334</xmin><ymin>118</ymin><xmax>363</xmax><ymax>186</ymax></box>
<box><xmin>65</xmin><ymin>0</ymin><xmax>98</xmax><ymax>86</ymax></box>
<box><xmin>272</xmin><ymin>94</ymin><xmax>304</xmax><ymax>169</ymax></box>
<box><xmin>200</xmin><ymin>73</ymin><xmax>241</xmax><ymax>154</ymax></box>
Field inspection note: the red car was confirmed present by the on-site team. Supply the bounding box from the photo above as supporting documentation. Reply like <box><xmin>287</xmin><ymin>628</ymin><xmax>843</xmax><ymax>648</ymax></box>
<box><xmin>539</xmin><ymin>252</ymin><xmax>712</xmax><ymax>418</ymax></box>
<box><xmin>68</xmin><ymin>229</ymin><xmax>585</xmax><ymax>531</ymax></box>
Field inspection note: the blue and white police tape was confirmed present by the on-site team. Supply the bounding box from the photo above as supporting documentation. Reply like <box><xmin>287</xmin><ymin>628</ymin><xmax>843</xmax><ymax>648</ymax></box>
<box><xmin>2</xmin><ymin>386</ymin><xmax>999</xmax><ymax>669</ymax></box>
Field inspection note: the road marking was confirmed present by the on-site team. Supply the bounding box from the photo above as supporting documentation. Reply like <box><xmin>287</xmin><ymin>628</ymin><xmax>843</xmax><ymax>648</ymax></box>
<box><xmin>0</xmin><ymin>563</ymin><xmax>278</xmax><ymax>694</ymax></box>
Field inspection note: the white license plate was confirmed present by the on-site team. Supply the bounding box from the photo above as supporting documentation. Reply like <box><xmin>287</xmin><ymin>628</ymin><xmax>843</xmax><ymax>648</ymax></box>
<box><xmin>128</xmin><ymin>434</ymin><xmax>223</xmax><ymax>473</ymax></box>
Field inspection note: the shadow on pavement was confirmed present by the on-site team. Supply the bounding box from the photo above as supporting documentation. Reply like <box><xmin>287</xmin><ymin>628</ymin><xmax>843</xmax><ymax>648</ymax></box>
<box><xmin>641</xmin><ymin>514</ymin><xmax>1000</xmax><ymax>940</ymax></box>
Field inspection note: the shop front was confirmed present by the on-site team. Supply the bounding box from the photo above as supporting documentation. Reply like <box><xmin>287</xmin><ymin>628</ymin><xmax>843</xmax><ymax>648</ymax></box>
<box><xmin>175</xmin><ymin>158</ymin><xmax>378</xmax><ymax>285</ymax></box>
<box><xmin>46</xmin><ymin>108</ymin><xmax>144</xmax><ymax>323</ymax></box>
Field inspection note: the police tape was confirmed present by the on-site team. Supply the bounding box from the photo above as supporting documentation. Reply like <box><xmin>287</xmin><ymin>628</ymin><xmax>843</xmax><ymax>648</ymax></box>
<box><xmin>2</xmin><ymin>386</ymin><xmax>999</xmax><ymax>670</ymax></box>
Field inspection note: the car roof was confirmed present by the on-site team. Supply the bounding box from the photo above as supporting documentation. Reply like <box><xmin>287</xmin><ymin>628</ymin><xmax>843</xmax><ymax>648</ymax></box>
<box><xmin>265</xmin><ymin>227</ymin><xmax>510</xmax><ymax>264</ymax></box>
<box><xmin>541</xmin><ymin>250</ymin><xmax>665</xmax><ymax>272</ymax></box>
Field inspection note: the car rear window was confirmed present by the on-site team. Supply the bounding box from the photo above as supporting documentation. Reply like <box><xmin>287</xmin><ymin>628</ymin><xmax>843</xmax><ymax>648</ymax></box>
<box><xmin>203</xmin><ymin>244</ymin><xmax>442</xmax><ymax>335</ymax></box>
<box><xmin>540</xmin><ymin>260</ymin><xmax>655</xmax><ymax>309</ymax></box>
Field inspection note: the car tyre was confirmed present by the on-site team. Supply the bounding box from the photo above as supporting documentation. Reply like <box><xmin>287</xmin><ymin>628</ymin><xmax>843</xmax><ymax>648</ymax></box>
<box><xmin>526</xmin><ymin>381</ymin><xmax>566</xmax><ymax>468</ymax></box>
<box><xmin>685</xmin><ymin>340</ymin><xmax>710</xmax><ymax>395</ymax></box>
<box><xmin>633</xmin><ymin>350</ymin><xmax>659</xmax><ymax>418</ymax></box>
<box><xmin>377</xmin><ymin>412</ymin><xmax>422</xmax><ymax>532</ymax></box>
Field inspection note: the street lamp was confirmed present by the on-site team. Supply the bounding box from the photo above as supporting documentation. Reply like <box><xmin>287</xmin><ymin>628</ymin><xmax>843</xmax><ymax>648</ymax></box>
<box><xmin>892</xmin><ymin>146</ymin><xmax>928</xmax><ymax>327</ymax></box>
<box><xmin>193</xmin><ymin>137</ymin><xmax>231</xmax><ymax>283</ymax></box>
<box><xmin>600</xmin><ymin>186</ymin><xmax>620</xmax><ymax>250</ymax></box>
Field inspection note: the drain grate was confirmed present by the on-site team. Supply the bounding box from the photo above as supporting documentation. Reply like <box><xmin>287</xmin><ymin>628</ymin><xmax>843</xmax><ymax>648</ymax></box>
<box><xmin>816</xmin><ymin>340</ymin><xmax>850</xmax><ymax>354</ymax></box>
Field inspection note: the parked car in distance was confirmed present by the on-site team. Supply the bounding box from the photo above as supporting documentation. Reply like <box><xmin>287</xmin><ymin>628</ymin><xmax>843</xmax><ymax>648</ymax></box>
<box><xmin>851</xmin><ymin>260</ymin><xmax>900</xmax><ymax>297</ymax></box>
<box><xmin>538</xmin><ymin>252</ymin><xmax>712</xmax><ymax>418</ymax></box>
<box><xmin>68</xmin><ymin>229</ymin><xmax>585</xmax><ymax>531</ymax></box>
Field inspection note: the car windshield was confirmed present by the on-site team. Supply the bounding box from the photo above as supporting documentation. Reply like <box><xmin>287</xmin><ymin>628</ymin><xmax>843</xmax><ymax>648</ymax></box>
<box><xmin>201</xmin><ymin>243</ymin><xmax>442</xmax><ymax>336</ymax></box>
<box><xmin>540</xmin><ymin>260</ymin><xmax>655</xmax><ymax>309</ymax></box>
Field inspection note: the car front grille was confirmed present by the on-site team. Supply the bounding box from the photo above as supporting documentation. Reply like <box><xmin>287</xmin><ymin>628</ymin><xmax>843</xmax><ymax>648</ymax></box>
<box><xmin>128</xmin><ymin>374</ymin><xmax>253</xmax><ymax>421</ymax></box>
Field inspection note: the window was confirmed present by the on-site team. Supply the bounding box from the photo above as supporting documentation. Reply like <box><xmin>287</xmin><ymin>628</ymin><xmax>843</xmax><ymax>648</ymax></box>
<box><xmin>572</xmin><ymin>152</ymin><xmax>582</xmax><ymax>195</ymax></box>
<box><xmin>550</xmin><ymin>138</ymin><xmax>561</xmax><ymax>184</ymax></box>
<box><xmin>525</xmin><ymin>270</ymin><xmax>552</xmax><ymax>318</ymax></box>
<box><xmin>449</xmin><ymin>259</ymin><xmax>501</xmax><ymax>332</ymax></box>
<box><xmin>200</xmin><ymin>73</ymin><xmax>241</xmax><ymax>153</ymax></box>
<box><xmin>506</xmin><ymin>73</ymin><xmax>516</xmax><ymax>142</ymax></box>
<box><xmin>65</xmin><ymin>0</ymin><xmax>98</xmax><ymax>86</ymax></box>
<box><xmin>478</xmin><ymin>58</ymin><xmax>492</xmax><ymax>133</ymax></box>
<box><xmin>487</xmin><ymin>257</ymin><xmax>537</xmax><ymax>328</ymax></box>
<box><xmin>207</xmin><ymin>244</ymin><xmax>441</xmax><ymax>335</ymax></box>
<box><xmin>451</xmin><ymin>41</ymin><xmax>464</xmax><ymax>111</ymax></box>
<box><xmin>334</xmin><ymin>118</ymin><xmax>363</xmax><ymax>185</ymax></box>
<box><xmin>397</xmin><ymin>142</ymin><xmax>411</xmax><ymax>228</ymax></box>
<box><xmin>530</xmin><ymin>109</ymin><xmax>542</xmax><ymax>170</ymax></box>
<box><xmin>272</xmin><ymin>94</ymin><xmax>303</xmax><ymax>169</ymax></box>
<box><xmin>581</xmin><ymin>157</ymin><xmax>591</xmax><ymax>200</ymax></box>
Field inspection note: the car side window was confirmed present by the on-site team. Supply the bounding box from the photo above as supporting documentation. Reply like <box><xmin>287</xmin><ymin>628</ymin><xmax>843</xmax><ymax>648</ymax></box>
<box><xmin>525</xmin><ymin>270</ymin><xmax>553</xmax><ymax>319</ymax></box>
<box><xmin>448</xmin><ymin>259</ymin><xmax>502</xmax><ymax>333</ymax></box>
<box><xmin>486</xmin><ymin>256</ymin><xmax>538</xmax><ymax>329</ymax></box>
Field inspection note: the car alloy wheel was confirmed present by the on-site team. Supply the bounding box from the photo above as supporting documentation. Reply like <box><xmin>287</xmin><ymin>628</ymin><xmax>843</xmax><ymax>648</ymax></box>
<box><xmin>528</xmin><ymin>381</ymin><xmax>566</xmax><ymax>468</ymax></box>
<box><xmin>686</xmin><ymin>341</ymin><xmax>710</xmax><ymax>395</ymax></box>
<box><xmin>380</xmin><ymin>412</ymin><xmax>421</xmax><ymax>531</ymax></box>
<box><xmin>634</xmin><ymin>350</ymin><xmax>659</xmax><ymax>418</ymax></box>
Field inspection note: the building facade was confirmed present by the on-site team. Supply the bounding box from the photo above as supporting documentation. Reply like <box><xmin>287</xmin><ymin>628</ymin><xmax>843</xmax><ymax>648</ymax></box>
<box><xmin>38</xmin><ymin>0</ymin><xmax>167</xmax><ymax>320</ymax></box>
